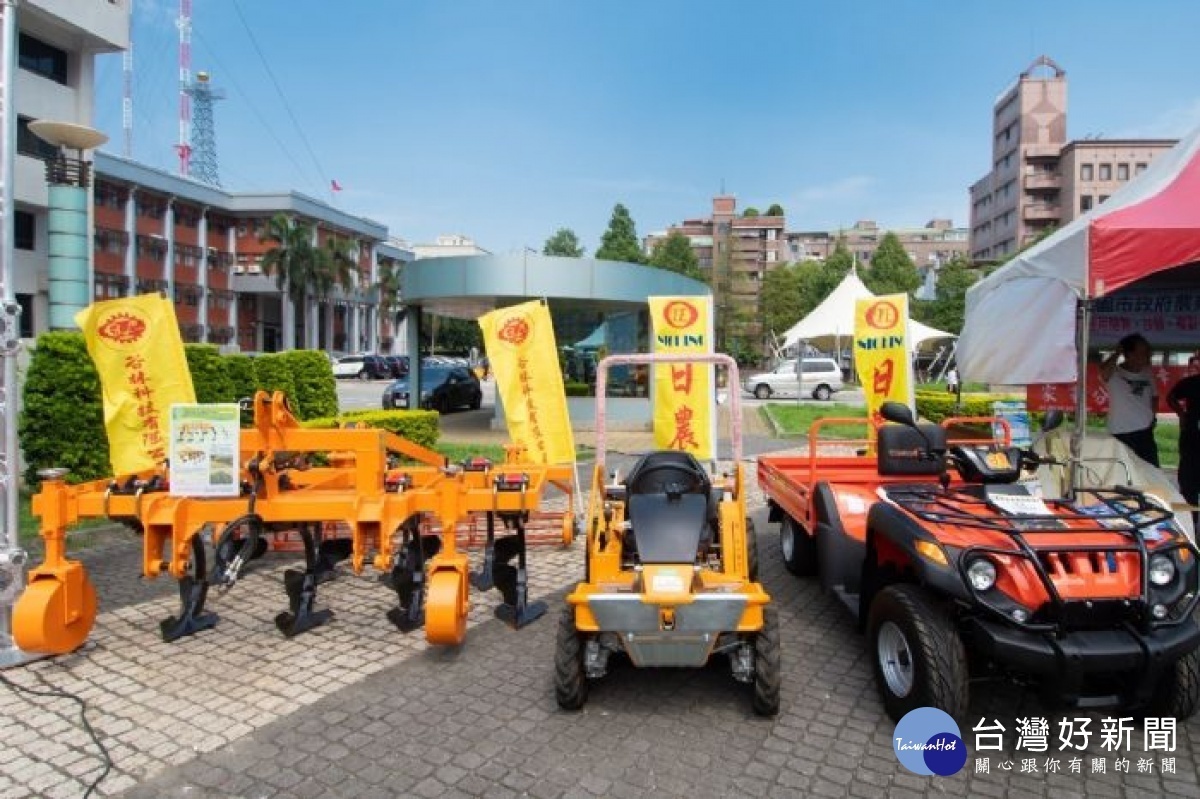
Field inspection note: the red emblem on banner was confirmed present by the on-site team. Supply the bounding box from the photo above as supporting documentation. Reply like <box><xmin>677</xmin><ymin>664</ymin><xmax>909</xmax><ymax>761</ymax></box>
<box><xmin>497</xmin><ymin>315</ymin><xmax>530</xmax><ymax>346</ymax></box>
<box><xmin>662</xmin><ymin>301</ymin><xmax>699</xmax><ymax>330</ymax></box>
<box><xmin>97</xmin><ymin>311</ymin><xmax>148</xmax><ymax>346</ymax></box>
<box><xmin>864</xmin><ymin>301</ymin><xmax>900</xmax><ymax>330</ymax></box>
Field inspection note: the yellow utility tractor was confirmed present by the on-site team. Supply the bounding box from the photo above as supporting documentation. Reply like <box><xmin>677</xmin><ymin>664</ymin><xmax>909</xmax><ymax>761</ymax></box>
<box><xmin>555</xmin><ymin>352</ymin><xmax>780</xmax><ymax>716</ymax></box>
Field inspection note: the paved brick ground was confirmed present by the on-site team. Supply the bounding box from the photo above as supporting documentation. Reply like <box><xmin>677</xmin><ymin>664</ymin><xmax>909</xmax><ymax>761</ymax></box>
<box><xmin>4</xmin><ymin>499</ymin><xmax>1200</xmax><ymax>797</ymax></box>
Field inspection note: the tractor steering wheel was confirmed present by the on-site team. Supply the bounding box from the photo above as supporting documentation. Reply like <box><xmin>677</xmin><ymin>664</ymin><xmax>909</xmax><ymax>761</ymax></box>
<box><xmin>627</xmin><ymin>462</ymin><xmax>707</xmax><ymax>496</ymax></box>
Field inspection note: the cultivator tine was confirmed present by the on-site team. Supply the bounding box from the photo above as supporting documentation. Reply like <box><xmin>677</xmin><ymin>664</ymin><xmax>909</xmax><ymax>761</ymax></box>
<box><xmin>274</xmin><ymin>523</ymin><xmax>333</xmax><ymax>637</ymax></box>
<box><xmin>493</xmin><ymin>515</ymin><xmax>547</xmax><ymax>630</ymax></box>
<box><xmin>315</xmin><ymin>537</ymin><xmax>353</xmax><ymax>583</ymax></box>
<box><xmin>386</xmin><ymin>522</ymin><xmax>441</xmax><ymax>633</ymax></box>
<box><xmin>469</xmin><ymin>512</ymin><xmax>497</xmax><ymax>591</ymax></box>
<box><xmin>160</xmin><ymin>536</ymin><xmax>219</xmax><ymax>642</ymax></box>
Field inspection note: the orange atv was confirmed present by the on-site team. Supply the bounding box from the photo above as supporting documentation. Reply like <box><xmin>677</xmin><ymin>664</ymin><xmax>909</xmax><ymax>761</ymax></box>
<box><xmin>758</xmin><ymin>401</ymin><xmax>1200</xmax><ymax>721</ymax></box>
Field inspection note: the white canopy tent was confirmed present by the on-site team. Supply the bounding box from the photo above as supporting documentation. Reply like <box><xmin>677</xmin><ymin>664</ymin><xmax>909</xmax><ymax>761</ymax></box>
<box><xmin>781</xmin><ymin>270</ymin><xmax>955</xmax><ymax>351</ymax></box>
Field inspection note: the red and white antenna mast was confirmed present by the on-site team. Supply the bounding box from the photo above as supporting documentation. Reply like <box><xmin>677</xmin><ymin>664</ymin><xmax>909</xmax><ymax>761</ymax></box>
<box><xmin>175</xmin><ymin>0</ymin><xmax>192</xmax><ymax>175</ymax></box>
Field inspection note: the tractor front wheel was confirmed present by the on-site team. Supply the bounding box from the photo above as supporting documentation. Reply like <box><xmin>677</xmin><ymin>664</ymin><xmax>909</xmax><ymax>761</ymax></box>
<box><xmin>867</xmin><ymin>584</ymin><xmax>968</xmax><ymax>722</ymax></box>
<box><xmin>554</xmin><ymin>606</ymin><xmax>588</xmax><ymax>711</ymax></box>
<box><xmin>751</xmin><ymin>606</ymin><xmax>781</xmax><ymax>716</ymax></box>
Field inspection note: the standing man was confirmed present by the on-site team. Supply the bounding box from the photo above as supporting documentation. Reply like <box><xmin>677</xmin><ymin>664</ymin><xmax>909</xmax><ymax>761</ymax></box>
<box><xmin>1099</xmin><ymin>333</ymin><xmax>1159</xmax><ymax>466</ymax></box>
<box><xmin>1168</xmin><ymin>354</ymin><xmax>1200</xmax><ymax>525</ymax></box>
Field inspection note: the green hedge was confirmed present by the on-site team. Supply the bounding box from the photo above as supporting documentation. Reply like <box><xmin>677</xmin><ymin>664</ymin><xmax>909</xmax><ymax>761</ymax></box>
<box><xmin>252</xmin><ymin>352</ymin><xmax>299</xmax><ymax>415</ymax></box>
<box><xmin>914</xmin><ymin>390</ymin><xmax>1022</xmax><ymax>424</ymax></box>
<box><xmin>564</xmin><ymin>381</ymin><xmax>590</xmax><ymax>397</ymax></box>
<box><xmin>19</xmin><ymin>332</ymin><xmax>109</xmax><ymax>485</ymax></box>
<box><xmin>304</xmin><ymin>409</ymin><xmax>440</xmax><ymax>449</ymax></box>
<box><xmin>279</xmin><ymin>350</ymin><xmax>338</xmax><ymax>420</ymax></box>
<box><xmin>222</xmin><ymin>353</ymin><xmax>258</xmax><ymax>403</ymax></box>
<box><xmin>185</xmin><ymin>344</ymin><xmax>234</xmax><ymax>403</ymax></box>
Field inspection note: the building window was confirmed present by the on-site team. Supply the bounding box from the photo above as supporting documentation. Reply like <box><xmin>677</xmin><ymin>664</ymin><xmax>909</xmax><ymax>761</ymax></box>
<box><xmin>16</xmin><ymin>294</ymin><xmax>33</xmax><ymax>338</ymax></box>
<box><xmin>1135</xmin><ymin>162</ymin><xmax>1148</xmax><ymax>174</ymax></box>
<box><xmin>17</xmin><ymin>116</ymin><xmax>58</xmax><ymax>160</ymax></box>
<box><xmin>14</xmin><ymin>211</ymin><xmax>34</xmax><ymax>251</ymax></box>
<box><xmin>94</xmin><ymin>184</ymin><xmax>124</xmax><ymax>209</ymax></box>
<box><xmin>1099</xmin><ymin>164</ymin><xmax>1112</xmax><ymax>181</ymax></box>
<box><xmin>1080</xmin><ymin>195</ymin><xmax>1093</xmax><ymax>213</ymax></box>
<box><xmin>1117</xmin><ymin>163</ymin><xmax>1129</xmax><ymax>181</ymax></box>
<box><xmin>18</xmin><ymin>33</ymin><xmax>68</xmax><ymax>85</ymax></box>
<box><xmin>1080</xmin><ymin>163</ymin><xmax>1094</xmax><ymax>181</ymax></box>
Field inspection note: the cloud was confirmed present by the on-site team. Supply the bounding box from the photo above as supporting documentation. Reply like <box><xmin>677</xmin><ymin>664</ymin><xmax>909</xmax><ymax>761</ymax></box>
<box><xmin>1112</xmin><ymin>98</ymin><xmax>1200</xmax><ymax>139</ymax></box>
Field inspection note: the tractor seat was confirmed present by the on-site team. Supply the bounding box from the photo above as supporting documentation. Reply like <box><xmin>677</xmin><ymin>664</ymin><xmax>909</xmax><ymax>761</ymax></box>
<box><xmin>623</xmin><ymin>450</ymin><xmax>718</xmax><ymax>546</ymax></box>
<box><xmin>877</xmin><ymin>423</ymin><xmax>947</xmax><ymax>476</ymax></box>
<box><xmin>626</xmin><ymin>492</ymin><xmax>710</xmax><ymax>564</ymax></box>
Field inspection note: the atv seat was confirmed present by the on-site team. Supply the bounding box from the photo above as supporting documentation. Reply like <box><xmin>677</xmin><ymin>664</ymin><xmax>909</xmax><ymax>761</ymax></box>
<box><xmin>877</xmin><ymin>423</ymin><xmax>947</xmax><ymax>476</ymax></box>
<box><xmin>626</xmin><ymin>492</ymin><xmax>710</xmax><ymax>564</ymax></box>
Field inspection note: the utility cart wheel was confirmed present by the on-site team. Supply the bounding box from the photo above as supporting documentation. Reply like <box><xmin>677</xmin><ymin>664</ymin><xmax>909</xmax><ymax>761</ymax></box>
<box><xmin>752</xmin><ymin>606</ymin><xmax>782</xmax><ymax>717</ymax></box>
<box><xmin>554</xmin><ymin>606</ymin><xmax>588</xmax><ymax>711</ymax></box>
<box><xmin>1147</xmin><ymin>649</ymin><xmax>1200</xmax><ymax>720</ymax></box>
<box><xmin>867</xmin><ymin>584</ymin><xmax>968</xmax><ymax>721</ymax></box>
<box><xmin>779</xmin><ymin>516</ymin><xmax>817</xmax><ymax>576</ymax></box>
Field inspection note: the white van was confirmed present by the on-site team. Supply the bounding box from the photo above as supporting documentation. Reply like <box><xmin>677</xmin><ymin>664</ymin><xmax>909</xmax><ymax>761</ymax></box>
<box><xmin>743</xmin><ymin>358</ymin><xmax>844</xmax><ymax>401</ymax></box>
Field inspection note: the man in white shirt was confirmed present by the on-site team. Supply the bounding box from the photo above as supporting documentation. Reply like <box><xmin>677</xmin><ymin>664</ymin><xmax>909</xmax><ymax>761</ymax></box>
<box><xmin>1099</xmin><ymin>333</ymin><xmax>1159</xmax><ymax>466</ymax></box>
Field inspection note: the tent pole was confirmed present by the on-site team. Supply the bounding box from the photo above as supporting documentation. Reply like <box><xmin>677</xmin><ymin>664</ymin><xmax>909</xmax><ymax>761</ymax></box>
<box><xmin>1069</xmin><ymin>298</ymin><xmax>1092</xmax><ymax>500</ymax></box>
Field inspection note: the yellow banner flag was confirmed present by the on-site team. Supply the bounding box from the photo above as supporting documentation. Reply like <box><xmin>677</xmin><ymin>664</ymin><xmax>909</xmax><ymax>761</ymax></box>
<box><xmin>478</xmin><ymin>300</ymin><xmax>575</xmax><ymax>464</ymax></box>
<box><xmin>76</xmin><ymin>293</ymin><xmax>197</xmax><ymax>475</ymax></box>
<box><xmin>649</xmin><ymin>296</ymin><xmax>715</xmax><ymax>460</ymax></box>
<box><xmin>853</xmin><ymin>293</ymin><xmax>913</xmax><ymax>427</ymax></box>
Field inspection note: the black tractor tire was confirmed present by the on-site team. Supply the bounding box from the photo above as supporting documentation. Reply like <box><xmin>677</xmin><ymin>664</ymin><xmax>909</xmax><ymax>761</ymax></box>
<box><xmin>866</xmin><ymin>584</ymin><xmax>968</xmax><ymax>722</ymax></box>
<box><xmin>754</xmin><ymin>384</ymin><xmax>772</xmax><ymax>400</ymax></box>
<box><xmin>752</xmin><ymin>606</ymin><xmax>782</xmax><ymax>716</ymax></box>
<box><xmin>746</xmin><ymin>518</ymin><xmax>759</xmax><ymax>582</ymax></box>
<box><xmin>1146</xmin><ymin>649</ymin><xmax>1200</xmax><ymax>719</ymax></box>
<box><xmin>813</xmin><ymin>384</ymin><xmax>833</xmax><ymax>401</ymax></box>
<box><xmin>779</xmin><ymin>516</ymin><xmax>817</xmax><ymax>577</ymax></box>
<box><xmin>554</xmin><ymin>606</ymin><xmax>588</xmax><ymax>711</ymax></box>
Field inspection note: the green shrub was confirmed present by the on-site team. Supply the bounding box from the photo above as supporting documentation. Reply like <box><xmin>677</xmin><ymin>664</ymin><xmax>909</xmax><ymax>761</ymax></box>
<box><xmin>19</xmin><ymin>332</ymin><xmax>109</xmax><ymax>485</ymax></box>
<box><xmin>185</xmin><ymin>344</ymin><xmax>235</xmax><ymax>403</ymax></box>
<box><xmin>253</xmin><ymin>353</ymin><xmax>298</xmax><ymax>415</ymax></box>
<box><xmin>280</xmin><ymin>350</ymin><xmax>338</xmax><ymax>420</ymax></box>
<box><xmin>304</xmin><ymin>409</ymin><xmax>440</xmax><ymax>449</ymax></box>
<box><xmin>914</xmin><ymin>390</ymin><xmax>1022</xmax><ymax>424</ymax></box>
<box><xmin>222</xmin><ymin>353</ymin><xmax>258</xmax><ymax>402</ymax></box>
<box><xmin>564</xmin><ymin>381</ymin><xmax>590</xmax><ymax>397</ymax></box>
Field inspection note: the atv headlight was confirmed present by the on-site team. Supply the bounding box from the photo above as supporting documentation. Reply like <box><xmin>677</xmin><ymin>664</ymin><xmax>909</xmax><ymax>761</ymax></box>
<box><xmin>1149</xmin><ymin>554</ymin><xmax>1176</xmax><ymax>586</ymax></box>
<box><xmin>966</xmin><ymin>557</ymin><xmax>997</xmax><ymax>592</ymax></box>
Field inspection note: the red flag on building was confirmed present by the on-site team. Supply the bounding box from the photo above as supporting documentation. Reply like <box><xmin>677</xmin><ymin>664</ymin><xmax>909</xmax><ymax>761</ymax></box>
<box><xmin>330</xmin><ymin>179</ymin><xmax>343</xmax><ymax>192</ymax></box>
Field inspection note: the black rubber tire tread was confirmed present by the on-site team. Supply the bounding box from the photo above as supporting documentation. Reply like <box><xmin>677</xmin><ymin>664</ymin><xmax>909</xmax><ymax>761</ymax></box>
<box><xmin>554</xmin><ymin>606</ymin><xmax>588</xmax><ymax>711</ymax></box>
<box><xmin>780</xmin><ymin>516</ymin><xmax>817</xmax><ymax>577</ymax></box>
<box><xmin>1148</xmin><ymin>648</ymin><xmax>1200</xmax><ymax>719</ymax></box>
<box><xmin>866</xmin><ymin>583</ymin><xmax>968</xmax><ymax>722</ymax></box>
<box><xmin>754</xmin><ymin>384</ymin><xmax>771</xmax><ymax>400</ymax></box>
<box><xmin>746</xmin><ymin>517</ymin><xmax>759</xmax><ymax>581</ymax></box>
<box><xmin>752</xmin><ymin>606</ymin><xmax>782</xmax><ymax>716</ymax></box>
<box><xmin>813</xmin><ymin>385</ymin><xmax>832</xmax><ymax>401</ymax></box>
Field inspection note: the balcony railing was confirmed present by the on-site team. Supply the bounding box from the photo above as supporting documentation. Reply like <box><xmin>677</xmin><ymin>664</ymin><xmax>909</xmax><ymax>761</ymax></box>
<box><xmin>1023</xmin><ymin>173</ymin><xmax>1061</xmax><ymax>191</ymax></box>
<box><xmin>1023</xmin><ymin>203</ymin><xmax>1061</xmax><ymax>221</ymax></box>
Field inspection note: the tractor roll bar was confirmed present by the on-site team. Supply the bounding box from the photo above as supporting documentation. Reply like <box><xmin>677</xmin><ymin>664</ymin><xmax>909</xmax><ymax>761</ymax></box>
<box><xmin>595</xmin><ymin>353</ymin><xmax>742</xmax><ymax>464</ymax></box>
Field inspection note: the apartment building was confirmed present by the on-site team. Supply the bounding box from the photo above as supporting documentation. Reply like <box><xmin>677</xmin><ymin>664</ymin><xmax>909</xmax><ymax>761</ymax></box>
<box><xmin>11</xmin><ymin>0</ymin><xmax>129</xmax><ymax>336</ymax></box>
<box><xmin>968</xmin><ymin>56</ymin><xmax>1176</xmax><ymax>262</ymax></box>
<box><xmin>785</xmin><ymin>219</ymin><xmax>968</xmax><ymax>267</ymax></box>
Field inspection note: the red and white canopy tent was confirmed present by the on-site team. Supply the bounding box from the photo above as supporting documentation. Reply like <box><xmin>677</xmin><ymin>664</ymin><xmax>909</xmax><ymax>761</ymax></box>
<box><xmin>960</xmin><ymin>124</ymin><xmax>1200</xmax><ymax>386</ymax></box>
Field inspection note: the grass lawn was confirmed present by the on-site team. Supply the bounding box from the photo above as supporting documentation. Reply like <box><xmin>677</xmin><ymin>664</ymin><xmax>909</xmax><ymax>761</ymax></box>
<box><xmin>764</xmin><ymin>403</ymin><xmax>870</xmax><ymax>439</ymax></box>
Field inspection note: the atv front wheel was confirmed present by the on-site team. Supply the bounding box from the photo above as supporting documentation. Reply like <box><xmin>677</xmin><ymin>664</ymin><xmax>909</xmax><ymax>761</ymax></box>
<box><xmin>1147</xmin><ymin>649</ymin><xmax>1200</xmax><ymax>719</ymax></box>
<box><xmin>779</xmin><ymin>516</ymin><xmax>817</xmax><ymax>576</ymax></box>
<box><xmin>554</xmin><ymin>606</ymin><xmax>588</xmax><ymax>711</ymax></box>
<box><xmin>867</xmin><ymin>584</ymin><xmax>968</xmax><ymax>721</ymax></box>
<box><xmin>752</xmin><ymin>606</ymin><xmax>781</xmax><ymax>716</ymax></box>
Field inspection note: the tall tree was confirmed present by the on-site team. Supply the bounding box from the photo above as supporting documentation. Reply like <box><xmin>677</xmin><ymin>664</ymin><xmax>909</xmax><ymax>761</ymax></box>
<box><xmin>259</xmin><ymin>213</ymin><xmax>319</xmax><ymax>349</ymax></box>
<box><xmin>922</xmin><ymin>254</ymin><xmax>978</xmax><ymax>334</ymax></box>
<box><xmin>765</xmin><ymin>203</ymin><xmax>785</xmax><ymax>216</ymax></box>
<box><xmin>742</xmin><ymin>207</ymin><xmax>760</xmax><ymax>218</ymax></box>
<box><xmin>543</xmin><ymin>228</ymin><xmax>585</xmax><ymax>257</ymax></box>
<box><xmin>315</xmin><ymin>235</ymin><xmax>356</xmax><ymax>299</ymax></box>
<box><xmin>761</xmin><ymin>264</ymin><xmax>805</xmax><ymax>339</ymax></box>
<box><xmin>648</xmin><ymin>231</ymin><xmax>703</xmax><ymax>281</ymax></box>
<box><xmin>863</xmin><ymin>231</ymin><xmax>921</xmax><ymax>295</ymax></box>
<box><xmin>595</xmin><ymin>203</ymin><xmax>645</xmax><ymax>263</ymax></box>
<box><xmin>377</xmin><ymin>260</ymin><xmax>403</xmax><ymax>348</ymax></box>
<box><xmin>816</xmin><ymin>238</ymin><xmax>855</xmax><ymax>299</ymax></box>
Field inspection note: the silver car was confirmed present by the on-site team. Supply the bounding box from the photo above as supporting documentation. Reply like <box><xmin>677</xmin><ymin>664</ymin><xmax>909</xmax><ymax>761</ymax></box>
<box><xmin>743</xmin><ymin>357</ymin><xmax>844</xmax><ymax>401</ymax></box>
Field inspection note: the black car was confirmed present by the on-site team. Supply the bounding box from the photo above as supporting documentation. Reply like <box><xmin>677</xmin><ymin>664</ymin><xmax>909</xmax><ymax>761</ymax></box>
<box><xmin>381</xmin><ymin>355</ymin><xmax>409</xmax><ymax>378</ymax></box>
<box><xmin>382</xmin><ymin>365</ymin><xmax>483</xmax><ymax>412</ymax></box>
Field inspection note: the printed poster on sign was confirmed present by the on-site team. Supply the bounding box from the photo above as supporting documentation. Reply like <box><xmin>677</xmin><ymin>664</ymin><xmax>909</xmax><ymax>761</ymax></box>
<box><xmin>648</xmin><ymin>296</ymin><xmax>715</xmax><ymax>461</ymax></box>
<box><xmin>992</xmin><ymin>400</ymin><xmax>1032</xmax><ymax>447</ymax></box>
<box><xmin>853</xmin><ymin>293</ymin><xmax>913</xmax><ymax>428</ymax></box>
<box><xmin>169</xmin><ymin>404</ymin><xmax>241</xmax><ymax>497</ymax></box>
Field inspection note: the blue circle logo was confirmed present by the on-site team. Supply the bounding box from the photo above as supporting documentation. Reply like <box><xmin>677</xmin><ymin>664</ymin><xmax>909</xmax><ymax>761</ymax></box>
<box><xmin>892</xmin><ymin>707</ymin><xmax>967</xmax><ymax>776</ymax></box>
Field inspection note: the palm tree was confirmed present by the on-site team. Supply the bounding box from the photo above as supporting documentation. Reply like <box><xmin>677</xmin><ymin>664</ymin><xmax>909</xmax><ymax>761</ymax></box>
<box><xmin>377</xmin><ymin>260</ymin><xmax>402</xmax><ymax>348</ymax></box>
<box><xmin>310</xmin><ymin>235</ymin><xmax>358</xmax><ymax>350</ymax></box>
<box><xmin>259</xmin><ymin>213</ymin><xmax>318</xmax><ymax>350</ymax></box>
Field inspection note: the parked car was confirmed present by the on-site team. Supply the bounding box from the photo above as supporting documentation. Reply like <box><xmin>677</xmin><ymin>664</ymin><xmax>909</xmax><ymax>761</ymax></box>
<box><xmin>743</xmin><ymin>357</ymin><xmax>843</xmax><ymax>400</ymax></box>
<box><xmin>334</xmin><ymin>354</ymin><xmax>390</xmax><ymax>380</ymax></box>
<box><xmin>381</xmin><ymin>355</ymin><xmax>409</xmax><ymax>378</ymax></box>
<box><xmin>382</xmin><ymin>365</ymin><xmax>483</xmax><ymax>412</ymax></box>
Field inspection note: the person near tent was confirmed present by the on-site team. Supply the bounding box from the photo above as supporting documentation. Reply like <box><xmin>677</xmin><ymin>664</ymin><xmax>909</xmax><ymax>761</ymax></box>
<box><xmin>1167</xmin><ymin>354</ymin><xmax>1200</xmax><ymax>525</ymax></box>
<box><xmin>946</xmin><ymin>367</ymin><xmax>959</xmax><ymax>394</ymax></box>
<box><xmin>1099</xmin><ymin>333</ymin><xmax>1159</xmax><ymax>467</ymax></box>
